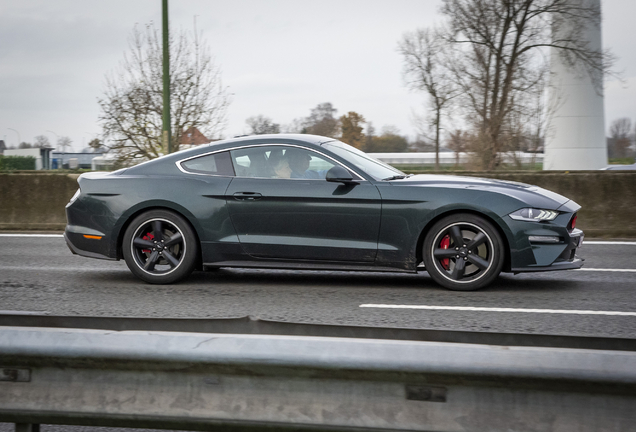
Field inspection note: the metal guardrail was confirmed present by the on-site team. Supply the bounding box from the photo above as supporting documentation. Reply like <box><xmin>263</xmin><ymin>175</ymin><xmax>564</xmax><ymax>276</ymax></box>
<box><xmin>2</xmin><ymin>313</ymin><xmax>636</xmax><ymax>352</ymax></box>
<box><xmin>1</xmin><ymin>316</ymin><xmax>636</xmax><ymax>432</ymax></box>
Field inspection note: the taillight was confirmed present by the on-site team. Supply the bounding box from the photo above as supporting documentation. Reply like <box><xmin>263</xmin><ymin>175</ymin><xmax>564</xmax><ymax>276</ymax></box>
<box><xmin>568</xmin><ymin>214</ymin><xmax>577</xmax><ymax>231</ymax></box>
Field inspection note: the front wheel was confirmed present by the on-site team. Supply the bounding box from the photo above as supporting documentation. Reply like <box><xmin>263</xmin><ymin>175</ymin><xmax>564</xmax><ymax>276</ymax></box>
<box><xmin>423</xmin><ymin>214</ymin><xmax>504</xmax><ymax>291</ymax></box>
<box><xmin>122</xmin><ymin>210</ymin><xmax>198</xmax><ymax>284</ymax></box>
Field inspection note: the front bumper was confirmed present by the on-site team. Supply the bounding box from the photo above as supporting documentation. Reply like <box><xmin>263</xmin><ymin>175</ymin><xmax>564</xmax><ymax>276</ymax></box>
<box><xmin>511</xmin><ymin>228</ymin><xmax>584</xmax><ymax>273</ymax></box>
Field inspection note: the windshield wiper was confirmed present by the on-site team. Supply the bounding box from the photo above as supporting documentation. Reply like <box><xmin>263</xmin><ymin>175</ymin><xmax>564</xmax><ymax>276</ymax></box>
<box><xmin>382</xmin><ymin>175</ymin><xmax>409</xmax><ymax>181</ymax></box>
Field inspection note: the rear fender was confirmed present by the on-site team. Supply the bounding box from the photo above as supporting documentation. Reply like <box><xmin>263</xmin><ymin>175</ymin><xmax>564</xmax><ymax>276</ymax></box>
<box><xmin>112</xmin><ymin>200</ymin><xmax>204</xmax><ymax>259</ymax></box>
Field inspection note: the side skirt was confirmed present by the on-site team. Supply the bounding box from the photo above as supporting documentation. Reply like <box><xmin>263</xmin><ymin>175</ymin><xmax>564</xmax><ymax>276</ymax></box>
<box><xmin>203</xmin><ymin>260</ymin><xmax>417</xmax><ymax>274</ymax></box>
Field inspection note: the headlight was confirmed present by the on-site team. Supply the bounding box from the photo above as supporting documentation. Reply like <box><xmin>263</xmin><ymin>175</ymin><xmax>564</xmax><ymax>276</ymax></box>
<box><xmin>69</xmin><ymin>188</ymin><xmax>81</xmax><ymax>204</ymax></box>
<box><xmin>509</xmin><ymin>208</ymin><xmax>559</xmax><ymax>222</ymax></box>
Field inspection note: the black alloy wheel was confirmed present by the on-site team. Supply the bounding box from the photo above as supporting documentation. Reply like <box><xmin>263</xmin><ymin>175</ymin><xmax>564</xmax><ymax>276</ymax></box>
<box><xmin>122</xmin><ymin>210</ymin><xmax>198</xmax><ymax>284</ymax></box>
<box><xmin>423</xmin><ymin>213</ymin><xmax>504</xmax><ymax>291</ymax></box>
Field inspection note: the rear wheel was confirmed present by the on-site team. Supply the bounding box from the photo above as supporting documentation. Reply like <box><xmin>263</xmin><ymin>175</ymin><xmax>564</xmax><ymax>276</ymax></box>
<box><xmin>122</xmin><ymin>210</ymin><xmax>197</xmax><ymax>284</ymax></box>
<box><xmin>423</xmin><ymin>214</ymin><xmax>504</xmax><ymax>291</ymax></box>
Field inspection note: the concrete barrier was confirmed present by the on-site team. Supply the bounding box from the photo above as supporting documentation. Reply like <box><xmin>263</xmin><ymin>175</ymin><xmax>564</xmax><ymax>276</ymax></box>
<box><xmin>0</xmin><ymin>171</ymin><xmax>634</xmax><ymax>237</ymax></box>
<box><xmin>0</xmin><ymin>173</ymin><xmax>79</xmax><ymax>231</ymax></box>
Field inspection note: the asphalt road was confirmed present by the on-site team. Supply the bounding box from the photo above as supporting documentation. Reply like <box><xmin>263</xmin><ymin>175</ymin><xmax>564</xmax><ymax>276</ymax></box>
<box><xmin>1</xmin><ymin>235</ymin><xmax>636</xmax><ymax>432</ymax></box>
<box><xmin>1</xmin><ymin>235</ymin><xmax>636</xmax><ymax>339</ymax></box>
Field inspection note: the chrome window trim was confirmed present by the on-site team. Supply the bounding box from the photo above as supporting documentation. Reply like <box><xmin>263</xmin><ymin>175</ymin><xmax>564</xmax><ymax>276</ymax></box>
<box><xmin>175</xmin><ymin>143</ymin><xmax>367</xmax><ymax>181</ymax></box>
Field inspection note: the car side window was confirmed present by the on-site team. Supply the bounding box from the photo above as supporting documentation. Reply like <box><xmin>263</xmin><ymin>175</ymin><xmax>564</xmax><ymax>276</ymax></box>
<box><xmin>180</xmin><ymin>151</ymin><xmax>235</xmax><ymax>176</ymax></box>
<box><xmin>229</xmin><ymin>146</ymin><xmax>344</xmax><ymax>180</ymax></box>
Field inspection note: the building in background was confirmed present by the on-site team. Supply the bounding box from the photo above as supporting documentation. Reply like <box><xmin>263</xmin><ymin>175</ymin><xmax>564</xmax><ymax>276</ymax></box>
<box><xmin>180</xmin><ymin>127</ymin><xmax>211</xmax><ymax>149</ymax></box>
<box><xmin>51</xmin><ymin>150</ymin><xmax>104</xmax><ymax>169</ymax></box>
<box><xmin>3</xmin><ymin>147</ymin><xmax>54</xmax><ymax>170</ymax></box>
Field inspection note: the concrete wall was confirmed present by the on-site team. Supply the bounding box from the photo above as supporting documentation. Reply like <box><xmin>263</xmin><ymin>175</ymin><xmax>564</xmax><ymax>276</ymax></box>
<box><xmin>4</xmin><ymin>148</ymin><xmax>51</xmax><ymax>170</ymax></box>
<box><xmin>0</xmin><ymin>172</ymin><xmax>634</xmax><ymax>237</ymax></box>
<box><xmin>0</xmin><ymin>173</ymin><xmax>79</xmax><ymax>231</ymax></box>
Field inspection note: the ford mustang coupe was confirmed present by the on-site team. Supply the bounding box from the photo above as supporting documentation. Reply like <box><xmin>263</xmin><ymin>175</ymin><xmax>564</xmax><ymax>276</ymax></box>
<box><xmin>65</xmin><ymin>134</ymin><xmax>584</xmax><ymax>291</ymax></box>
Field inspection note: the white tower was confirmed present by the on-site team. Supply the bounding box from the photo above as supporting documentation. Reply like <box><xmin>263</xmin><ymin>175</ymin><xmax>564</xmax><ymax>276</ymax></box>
<box><xmin>544</xmin><ymin>0</ymin><xmax>607</xmax><ymax>170</ymax></box>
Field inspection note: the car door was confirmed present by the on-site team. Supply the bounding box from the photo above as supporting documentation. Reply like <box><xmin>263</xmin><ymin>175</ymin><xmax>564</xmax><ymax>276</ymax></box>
<box><xmin>225</xmin><ymin>144</ymin><xmax>382</xmax><ymax>262</ymax></box>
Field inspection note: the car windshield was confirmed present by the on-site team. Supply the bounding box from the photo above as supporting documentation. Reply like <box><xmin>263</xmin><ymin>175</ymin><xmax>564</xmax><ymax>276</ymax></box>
<box><xmin>322</xmin><ymin>141</ymin><xmax>404</xmax><ymax>180</ymax></box>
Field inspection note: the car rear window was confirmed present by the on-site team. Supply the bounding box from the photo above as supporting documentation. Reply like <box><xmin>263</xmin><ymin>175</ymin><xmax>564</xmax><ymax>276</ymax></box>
<box><xmin>180</xmin><ymin>151</ymin><xmax>235</xmax><ymax>176</ymax></box>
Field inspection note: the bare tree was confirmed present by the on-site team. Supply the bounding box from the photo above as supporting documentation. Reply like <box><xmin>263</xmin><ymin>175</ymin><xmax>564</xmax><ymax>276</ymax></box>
<box><xmin>34</xmin><ymin>135</ymin><xmax>51</xmax><ymax>148</ymax></box>
<box><xmin>57</xmin><ymin>136</ymin><xmax>72</xmax><ymax>153</ymax></box>
<box><xmin>246</xmin><ymin>115</ymin><xmax>280</xmax><ymax>135</ymax></box>
<box><xmin>364</xmin><ymin>122</ymin><xmax>376</xmax><ymax>151</ymax></box>
<box><xmin>432</xmin><ymin>0</ymin><xmax>613</xmax><ymax>170</ymax></box>
<box><xmin>609</xmin><ymin>118</ymin><xmax>633</xmax><ymax>159</ymax></box>
<box><xmin>18</xmin><ymin>142</ymin><xmax>33</xmax><ymax>149</ymax></box>
<box><xmin>447</xmin><ymin>129</ymin><xmax>468</xmax><ymax>166</ymax></box>
<box><xmin>503</xmin><ymin>66</ymin><xmax>559</xmax><ymax>167</ymax></box>
<box><xmin>302</xmin><ymin>103</ymin><xmax>340</xmax><ymax>138</ymax></box>
<box><xmin>399</xmin><ymin>28</ymin><xmax>460</xmax><ymax>170</ymax></box>
<box><xmin>99</xmin><ymin>23</ymin><xmax>230</xmax><ymax>166</ymax></box>
<box><xmin>610</xmin><ymin>118</ymin><xmax>632</xmax><ymax>140</ymax></box>
<box><xmin>280</xmin><ymin>118</ymin><xmax>303</xmax><ymax>134</ymax></box>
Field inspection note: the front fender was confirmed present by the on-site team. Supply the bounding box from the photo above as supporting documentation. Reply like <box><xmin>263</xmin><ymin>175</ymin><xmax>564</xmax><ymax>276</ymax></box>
<box><xmin>375</xmin><ymin>184</ymin><xmax>528</xmax><ymax>270</ymax></box>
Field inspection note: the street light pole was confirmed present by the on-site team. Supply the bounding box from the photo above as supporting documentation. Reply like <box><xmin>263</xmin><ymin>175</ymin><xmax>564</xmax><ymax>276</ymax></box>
<box><xmin>7</xmin><ymin>128</ymin><xmax>20</xmax><ymax>147</ymax></box>
<box><xmin>162</xmin><ymin>0</ymin><xmax>172</xmax><ymax>154</ymax></box>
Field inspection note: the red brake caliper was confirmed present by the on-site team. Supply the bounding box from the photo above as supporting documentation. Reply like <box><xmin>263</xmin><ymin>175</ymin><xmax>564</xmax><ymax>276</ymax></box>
<box><xmin>440</xmin><ymin>235</ymin><xmax>450</xmax><ymax>270</ymax></box>
<box><xmin>142</xmin><ymin>232</ymin><xmax>154</xmax><ymax>254</ymax></box>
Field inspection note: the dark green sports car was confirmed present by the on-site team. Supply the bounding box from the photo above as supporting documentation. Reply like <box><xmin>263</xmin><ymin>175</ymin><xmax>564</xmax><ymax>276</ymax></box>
<box><xmin>65</xmin><ymin>134</ymin><xmax>584</xmax><ymax>291</ymax></box>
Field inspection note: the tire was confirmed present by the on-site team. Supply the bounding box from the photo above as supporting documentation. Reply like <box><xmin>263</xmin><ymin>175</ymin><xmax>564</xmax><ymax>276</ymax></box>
<box><xmin>423</xmin><ymin>213</ymin><xmax>504</xmax><ymax>291</ymax></box>
<box><xmin>122</xmin><ymin>210</ymin><xmax>198</xmax><ymax>284</ymax></box>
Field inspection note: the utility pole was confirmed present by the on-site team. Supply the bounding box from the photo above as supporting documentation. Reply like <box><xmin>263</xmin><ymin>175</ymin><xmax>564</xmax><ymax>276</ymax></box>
<box><xmin>162</xmin><ymin>0</ymin><xmax>172</xmax><ymax>154</ymax></box>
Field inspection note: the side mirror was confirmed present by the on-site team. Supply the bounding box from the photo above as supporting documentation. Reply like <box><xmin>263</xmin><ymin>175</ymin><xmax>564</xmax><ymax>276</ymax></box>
<box><xmin>326</xmin><ymin>166</ymin><xmax>358</xmax><ymax>185</ymax></box>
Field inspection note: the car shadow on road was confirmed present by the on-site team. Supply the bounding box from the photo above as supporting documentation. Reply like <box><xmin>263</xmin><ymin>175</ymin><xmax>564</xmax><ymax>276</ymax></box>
<box><xmin>189</xmin><ymin>268</ymin><xmax>436</xmax><ymax>289</ymax></box>
<box><xmin>82</xmin><ymin>267</ymin><xmax>581</xmax><ymax>293</ymax></box>
<box><xmin>183</xmin><ymin>268</ymin><xmax>581</xmax><ymax>293</ymax></box>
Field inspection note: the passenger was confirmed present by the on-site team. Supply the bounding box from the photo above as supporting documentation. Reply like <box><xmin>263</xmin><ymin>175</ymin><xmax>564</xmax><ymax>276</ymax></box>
<box><xmin>287</xmin><ymin>150</ymin><xmax>327</xmax><ymax>179</ymax></box>
<box><xmin>272</xmin><ymin>157</ymin><xmax>292</xmax><ymax>178</ymax></box>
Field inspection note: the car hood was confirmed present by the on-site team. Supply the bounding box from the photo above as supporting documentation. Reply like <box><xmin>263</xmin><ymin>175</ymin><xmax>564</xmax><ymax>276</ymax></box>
<box><xmin>391</xmin><ymin>174</ymin><xmax>572</xmax><ymax>209</ymax></box>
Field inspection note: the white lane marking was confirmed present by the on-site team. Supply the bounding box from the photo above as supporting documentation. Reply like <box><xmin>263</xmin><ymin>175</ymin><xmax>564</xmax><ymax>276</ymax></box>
<box><xmin>576</xmin><ymin>268</ymin><xmax>636</xmax><ymax>272</ymax></box>
<box><xmin>360</xmin><ymin>304</ymin><xmax>636</xmax><ymax>316</ymax></box>
<box><xmin>0</xmin><ymin>310</ymin><xmax>50</xmax><ymax>315</ymax></box>
<box><xmin>0</xmin><ymin>234</ymin><xmax>64</xmax><ymax>237</ymax></box>
<box><xmin>0</xmin><ymin>266</ymin><xmax>123</xmax><ymax>272</ymax></box>
<box><xmin>584</xmin><ymin>241</ymin><xmax>636</xmax><ymax>245</ymax></box>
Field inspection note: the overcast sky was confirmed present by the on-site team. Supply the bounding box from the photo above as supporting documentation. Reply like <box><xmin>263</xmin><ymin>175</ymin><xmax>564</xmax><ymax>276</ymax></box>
<box><xmin>1</xmin><ymin>0</ymin><xmax>634</xmax><ymax>152</ymax></box>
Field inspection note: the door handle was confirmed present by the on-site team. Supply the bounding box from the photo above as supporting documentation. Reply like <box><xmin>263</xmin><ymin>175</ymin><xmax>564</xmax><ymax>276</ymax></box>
<box><xmin>233</xmin><ymin>192</ymin><xmax>262</xmax><ymax>201</ymax></box>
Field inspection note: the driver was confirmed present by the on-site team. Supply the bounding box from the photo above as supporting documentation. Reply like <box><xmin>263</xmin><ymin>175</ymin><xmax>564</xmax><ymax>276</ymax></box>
<box><xmin>287</xmin><ymin>149</ymin><xmax>327</xmax><ymax>179</ymax></box>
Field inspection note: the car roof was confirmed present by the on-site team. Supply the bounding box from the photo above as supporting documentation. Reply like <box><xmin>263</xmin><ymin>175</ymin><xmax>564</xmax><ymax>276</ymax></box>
<box><xmin>121</xmin><ymin>134</ymin><xmax>338</xmax><ymax>174</ymax></box>
<box><xmin>216</xmin><ymin>134</ymin><xmax>335</xmax><ymax>146</ymax></box>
